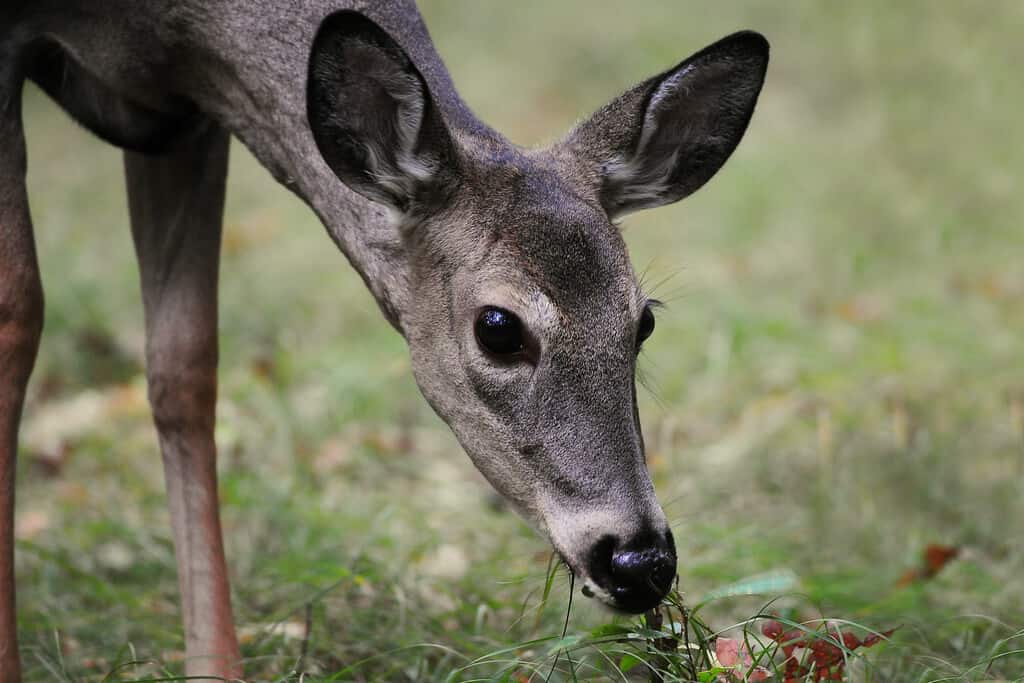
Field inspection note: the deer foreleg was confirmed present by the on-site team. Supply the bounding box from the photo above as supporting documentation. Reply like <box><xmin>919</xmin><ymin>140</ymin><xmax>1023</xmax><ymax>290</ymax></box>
<box><xmin>125</xmin><ymin>121</ymin><xmax>241</xmax><ymax>681</ymax></box>
<box><xmin>0</xmin><ymin>70</ymin><xmax>43</xmax><ymax>683</ymax></box>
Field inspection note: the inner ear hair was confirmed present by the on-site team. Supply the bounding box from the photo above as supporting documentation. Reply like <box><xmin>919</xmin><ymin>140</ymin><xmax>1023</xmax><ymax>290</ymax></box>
<box><xmin>307</xmin><ymin>10</ymin><xmax>457</xmax><ymax>216</ymax></box>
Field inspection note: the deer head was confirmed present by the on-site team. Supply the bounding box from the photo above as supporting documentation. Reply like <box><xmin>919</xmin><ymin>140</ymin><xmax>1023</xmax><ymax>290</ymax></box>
<box><xmin>307</xmin><ymin>11</ymin><xmax>768</xmax><ymax>613</ymax></box>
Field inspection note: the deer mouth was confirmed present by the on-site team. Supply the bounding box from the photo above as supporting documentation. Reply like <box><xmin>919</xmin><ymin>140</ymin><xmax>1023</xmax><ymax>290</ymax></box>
<box><xmin>577</xmin><ymin>571</ymin><xmax>673</xmax><ymax>614</ymax></box>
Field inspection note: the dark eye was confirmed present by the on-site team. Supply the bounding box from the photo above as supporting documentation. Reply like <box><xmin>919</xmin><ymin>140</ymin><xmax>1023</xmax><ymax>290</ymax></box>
<box><xmin>475</xmin><ymin>307</ymin><xmax>525</xmax><ymax>356</ymax></box>
<box><xmin>637</xmin><ymin>304</ymin><xmax>656</xmax><ymax>347</ymax></box>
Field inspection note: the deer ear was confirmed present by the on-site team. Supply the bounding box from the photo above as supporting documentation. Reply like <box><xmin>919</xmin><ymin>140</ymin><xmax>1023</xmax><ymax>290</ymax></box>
<box><xmin>563</xmin><ymin>31</ymin><xmax>768</xmax><ymax>219</ymax></box>
<box><xmin>307</xmin><ymin>10</ymin><xmax>457</xmax><ymax>214</ymax></box>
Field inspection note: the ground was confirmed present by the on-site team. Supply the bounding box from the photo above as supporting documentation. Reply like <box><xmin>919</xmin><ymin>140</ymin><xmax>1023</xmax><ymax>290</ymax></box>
<box><xmin>12</xmin><ymin>2</ymin><xmax>1024</xmax><ymax>681</ymax></box>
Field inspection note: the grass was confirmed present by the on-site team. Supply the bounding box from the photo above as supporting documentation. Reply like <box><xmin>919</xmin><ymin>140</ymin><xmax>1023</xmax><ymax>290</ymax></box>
<box><xmin>12</xmin><ymin>1</ymin><xmax>1024</xmax><ymax>681</ymax></box>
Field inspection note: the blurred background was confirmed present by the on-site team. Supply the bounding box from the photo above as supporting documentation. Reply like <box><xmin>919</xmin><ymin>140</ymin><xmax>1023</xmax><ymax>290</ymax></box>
<box><xmin>13</xmin><ymin>1</ymin><xmax>1024</xmax><ymax>680</ymax></box>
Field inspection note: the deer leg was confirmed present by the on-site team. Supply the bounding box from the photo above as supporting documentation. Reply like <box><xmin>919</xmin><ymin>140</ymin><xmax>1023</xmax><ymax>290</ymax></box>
<box><xmin>0</xmin><ymin>76</ymin><xmax>43</xmax><ymax>683</ymax></box>
<box><xmin>125</xmin><ymin>121</ymin><xmax>241</xmax><ymax>680</ymax></box>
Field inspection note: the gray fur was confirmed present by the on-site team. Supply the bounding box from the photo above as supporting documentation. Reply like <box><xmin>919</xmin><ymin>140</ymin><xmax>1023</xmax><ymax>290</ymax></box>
<box><xmin>0</xmin><ymin>2</ymin><xmax>767</xmax><ymax>678</ymax></box>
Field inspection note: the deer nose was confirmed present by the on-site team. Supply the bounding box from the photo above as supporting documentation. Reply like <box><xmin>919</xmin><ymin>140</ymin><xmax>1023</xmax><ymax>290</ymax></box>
<box><xmin>588</xmin><ymin>530</ymin><xmax>676</xmax><ymax>613</ymax></box>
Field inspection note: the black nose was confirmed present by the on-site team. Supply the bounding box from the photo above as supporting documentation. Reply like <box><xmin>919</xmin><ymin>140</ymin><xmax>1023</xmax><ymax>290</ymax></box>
<box><xmin>588</xmin><ymin>530</ymin><xmax>676</xmax><ymax>613</ymax></box>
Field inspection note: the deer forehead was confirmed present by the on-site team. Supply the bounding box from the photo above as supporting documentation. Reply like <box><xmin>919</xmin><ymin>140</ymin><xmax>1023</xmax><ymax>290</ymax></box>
<box><xmin>459</xmin><ymin>165</ymin><xmax>640</xmax><ymax>312</ymax></box>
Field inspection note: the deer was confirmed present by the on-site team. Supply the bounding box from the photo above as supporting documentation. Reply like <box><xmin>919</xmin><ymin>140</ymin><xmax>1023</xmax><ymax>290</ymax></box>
<box><xmin>0</xmin><ymin>1</ymin><xmax>768</xmax><ymax>679</ymax></box>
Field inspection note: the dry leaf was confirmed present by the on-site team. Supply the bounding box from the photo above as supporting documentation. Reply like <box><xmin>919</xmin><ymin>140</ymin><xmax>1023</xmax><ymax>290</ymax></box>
<box><xmin>897</xmin><ymin>544</ymin><xmax>960</xmax><ymax>586</ymax></box>
<box><xmin>714</xmin><ymin>637</ymin><xmax>772</xmax><ymax>681</ymax></box>
<box><xmin>15</xmin><ymin>510</ymin><xmax>50</xmax><ymax>540</ymax></box>
<box><xmin>237</xmin><ymin>620</ymin><xmax>307</xmax><ymax>645</ymax></box>
<box><xmin>761</xmin><ymin>619</ymin><xmax>896</xmax><ymax>682</ymax></box>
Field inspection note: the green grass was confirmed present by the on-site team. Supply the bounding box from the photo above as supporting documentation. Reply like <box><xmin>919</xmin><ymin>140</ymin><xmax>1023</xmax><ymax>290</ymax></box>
<box><xmin>12</xmin><ymin>1</ymin><xmax>1024</xmax><ymax>681</ymax></box>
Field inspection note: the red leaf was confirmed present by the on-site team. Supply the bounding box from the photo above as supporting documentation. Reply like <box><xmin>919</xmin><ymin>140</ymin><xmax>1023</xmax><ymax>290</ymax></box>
<box><xmin>841</xmin><ymin>631</ymin><xmax>861</xmax><ymax>649</ymax></box>
<box><xmin>765</xmin><ymin>619</ymin><xmax>897</xmax><ymax>682</ymax></box>
<box><xmin>780</xmin><ymin>629</ymin><xmax>804</xmax><ymax>659</ymax></box>
<box><xmin>898</xmin><ymin>544</ymin><xmax>960</xmax><ymax>586</ymax></box>
<box><xmin>762</xmin><ymin>620</ymin><xmax>784</xmax><ymax>640</ymax></box>
<box><xmin>861</xmin><ymin>628</ymin><xmax>898</xmax><ymax>648</ymax></box>
<box><xmin>923</xmin><ymin>544</ymin><xmax>960</xmax><ymax>578</ymax></box>
<box><xmin>896</xmin><ymin>569</ymin><xmax>920</xmax><ymax>587</ymax></box>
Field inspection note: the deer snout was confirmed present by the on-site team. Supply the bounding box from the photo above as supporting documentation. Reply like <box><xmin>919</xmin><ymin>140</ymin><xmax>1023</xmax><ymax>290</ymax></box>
<box><xmin>585</xmin><ymin>529</ymin><xmax>676</xmax><ymax>613</ymax></box>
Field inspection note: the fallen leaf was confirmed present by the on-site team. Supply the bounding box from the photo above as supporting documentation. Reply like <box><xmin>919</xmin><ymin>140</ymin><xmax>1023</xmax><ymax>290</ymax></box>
<box><xmin>898</xmin><ymin>544</ymin><xmax>960</xmax><ymax>586</ymax></box>
<box><xmin>97</xmin><ymin>541</ymin><xmax>135</xmax><ymax>572</ymax></box>
<box><xmin>15</xmin><ymin>510</ymin><xmax>50</xmax><ymax>540</ymax></box>
<box><xmin>23</xmin><ymin>384</ymin><xmax>147</xmax><ymax>462</ymax></box>
<box><xmin>715</xmin><ymin>637</ymin><xmax>744</xmax><ymax>667</ymax></box>
<box><xmin>714</xmin><ymin>637</ymin><xmax>773</xmax><ymax>681</ymax></box>
<box><xmin>834</xmin><ymin>295</ymin><xmax>886</xmax><ymax>324</ymax></box>
<box><xmin>237</xmin><ymin>620</ymin><xmax>307</xmax><ymax>645</ymax></box>
<box><xmin>419</xmin><ymin>543</ymin><xmax>469</xmax><ymax>580</ymax></box>
<box><xmin>28</xmin><ymin>442</ymin><xmax>73</xmax><ymax>478</ymax></box>
<box><xmin>923</xmin><ymin>544</ymin><xmax>960</xmax><ymax>577</ymax></box>
<box><xmin>761</xmin><ymin>620</ymin><xmax>896</xmax><ymax>682</ymax></box>
<box><xmin>313</xmin><ymin>437</ymin><xmax>352</xmax><ymax>474</ymax></box>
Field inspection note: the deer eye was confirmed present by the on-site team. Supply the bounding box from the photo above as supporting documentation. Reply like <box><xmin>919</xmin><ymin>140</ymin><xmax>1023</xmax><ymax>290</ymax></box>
<box><xmin>637</xmin><ymin>304</ymin><xmax>656</xmax><ymax>347</ymax></box>
<box><xmin>475</xmin><ymin>307</ymin><xmax>525</xmax><ymax>356</ymax></box>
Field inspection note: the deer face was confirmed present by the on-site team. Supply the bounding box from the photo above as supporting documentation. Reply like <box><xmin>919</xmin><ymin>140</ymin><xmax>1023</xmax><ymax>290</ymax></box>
<box><xmin>307</xmin><ymin>11</ymin><xmax>768</xmax><ymax>612</ymax></box>
<box><xmin>401</xmin><ymin>167</ymin><xmax>676</xmax><ymax>611</ymax></box>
